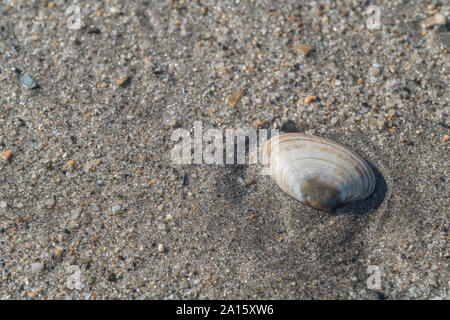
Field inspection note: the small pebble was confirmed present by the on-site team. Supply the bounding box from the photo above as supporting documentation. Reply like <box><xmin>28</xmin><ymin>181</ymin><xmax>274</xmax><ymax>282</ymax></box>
<box><xmin>330</xmin><ymin>117</ymin><xmax>339</xmax><ymax>127</ymax></box>
<box><xmin>376</xmin><ymin>292</ymin><xmax>386</xmax><ymax>300</ymax></box>
<box><xmin>361</xmin><ymin>42</ymin><xmax>371</xmax><ymax>54</ymax></box>
<box><xmin>96</xmin><ymin>180</ymin><xmax>104</xmax><ymax>186</ymax></box>
<box><xmin>30</xmin><ymin>262</ymin><xmax>44</xmax><ymax>274</ymax></box>
<box><xmin>116</xmin><ymin>76</ymin><xmax>129</xmax><ymax>87</ymax></box>
<box><xmin>21</xmin><ymin>73</ymin><xmax>38</xmax><ymax>89</ymax></box>
<box><xmin>157</xmin><ymin>223</ymin><xmax>166</xmax><ymax>231</ymax></box>
<box><xmin>106</xmin><ymin>272</ymin><xmax>117</xmax><ymax>282</ymax></box>
<box><xmin>164</xmin><ymin>117</ymin><xmax>177</xmax><ymax>127</ymax></box>
<box><xmin>44</xmin><ymin>198</ymin><xmax>55</xmax><ymax>207</ymax></box>
<box><xmin>304</xmin><ymin>96</ymin><xmax>317</xmax><ymax>104</ymax></box>
<box><xmin>0</xmin><ymin>150</ymin><xmax>12</xmax><ymax>162</ymax></box>
<box><xmin>369</xmin><ymin>65</ymin><xmax>381</xmax><ymax>77</ymax></box>
<box><xmin>157</xmin><ymin>244</ymin><xmax>165</xmax><ymax>253</ymax></box>
<box><xmin>87</xmin><ymin>27</ymin><xmax>101</xmax><ymax>34</ymax></box>
<box><xmin>180</xmin><ymin>279</ymin><xmax>191</xmax><ymax>289</ymax></box>
<box><xmin>294</xmin><ymin>44</ymin><xmax>313</xmax><ymax>56</ymax></box>
<box><xmin>0</xmin><ymin>201</ymin><xmax>7</xmax><ymax>209</ymax></box>
<box><xmin>287</xmin><ymin>72</ymin><xmax>296</xmax><ymax>79</ymax></box>
<box><xmin>80</xmin><ymin>257</ymin><xmax>92</xmax><ymax>264</ymax></box>
<box><xmin>112</xmin><ymin>205</ymin><xmax>123</xmax><ymax>214</ymax></box>
<box><xmin>421</xmin><ymin>14</ymin><xmax>446</xmax><ymax>29</ymax></box>
<box><xmin>227</xmin><ymin>88</ymin><xmax>244</xmax><ymax>108</ymax></box>
<box><xmin>242</xmin><ymin>177</ymin><xmax>255</xmax><ymax>188</ymax></box>
<box><xmin>110</xmin><ymin>7</ymin><xmax>121</xmax><ymax>15</ymax></box>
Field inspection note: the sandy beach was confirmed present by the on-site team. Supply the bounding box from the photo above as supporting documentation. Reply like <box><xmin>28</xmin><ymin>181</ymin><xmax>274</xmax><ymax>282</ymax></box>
<box><xmin>0</xmin><ymin>0</ymin><xmax>448</xmax><ymax>299</ymax></box>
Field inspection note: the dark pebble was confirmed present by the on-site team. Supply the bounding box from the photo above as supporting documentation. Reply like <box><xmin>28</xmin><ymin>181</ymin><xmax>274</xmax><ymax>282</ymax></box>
<box><xmin>87</xmin><ymin>27</ymin><xmax>101</xmax><ymax>34</ymax></box>
<box><xmin>107</xmin><ymin>272</ymin><xmax>118</xmax><ymax>282</ymax></box>
<box><xmin>280</xmin><ymin>120</ymin><xmax>299</xmax><ymax>133</ymax></box>
<box><xmin>376</xmin><ymin>292</ymin><xmax>387</xmax><ymax>300</ymax></box>
<box><xmin>182</xmin><ymin>174</ymin><xmax>188</xmax><ymax>186</ymax></box>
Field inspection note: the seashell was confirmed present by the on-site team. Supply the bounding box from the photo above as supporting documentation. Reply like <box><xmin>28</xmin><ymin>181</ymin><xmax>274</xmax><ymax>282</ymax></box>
<box><xmin>262</xmin><ymin>133</ymin><xmax>375</xmax><ymax>211</ymax></box>
<box><xmin>0</xmin><ymin>150</ymin><xmax>12</xmax><ymax>162</ymax></box>
<box><xmin>294</xmin><ymin>44</ymin><xmax>314</xmax><ymax>57</ymax></box>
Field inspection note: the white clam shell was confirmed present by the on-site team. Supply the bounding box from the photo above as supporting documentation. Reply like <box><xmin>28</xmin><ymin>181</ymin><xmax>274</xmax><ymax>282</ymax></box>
<box><xmin>262</xmin><ymin>133</ymin><xmax>375</xmax><ymax>210</ymax></box>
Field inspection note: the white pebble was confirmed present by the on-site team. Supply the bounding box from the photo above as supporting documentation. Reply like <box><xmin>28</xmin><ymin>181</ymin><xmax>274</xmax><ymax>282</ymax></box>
<box><xmin>110</xmin><ymin>7</ymin><xmax>121</xmax><ymax>14</ymax></box>
<box><xmin>31</xmin><ymin>262</ymin><xmax>44</xmax><ymax>273</ymax></box>
<box><xmin>163</xmin><ymin>117</ymin><xmax>177</xmax><ymax>127</ymax></box>
<box><xmin>421</xmin><ymin>14</ymin><xmax>445</xmax><ymax>29</ymax></box>
<box><xmin>44</xmin><ymin>198</ymin><xmax>55</xmax><ymax>207</ymax></box>
<box><xmin>157</xmin><ymin>223</ymin><xmax>166</xmax><ymax>231</ymax></box>
<box><xmin>330</xmin><ymin>117</ymin><xmax>339</xmax><ymax>127</ymax></box>
<box><xmin>369</xmin><ymin>65</ymin><xmax>381</xmax><ymax>77</ymax></box>
<box><xmin>112</xmin><ymin>205</ymin><xmax>122</xmax><ymax>214</ymax></box>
